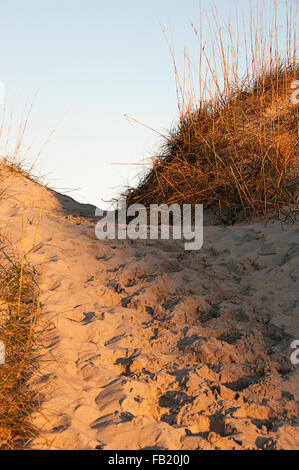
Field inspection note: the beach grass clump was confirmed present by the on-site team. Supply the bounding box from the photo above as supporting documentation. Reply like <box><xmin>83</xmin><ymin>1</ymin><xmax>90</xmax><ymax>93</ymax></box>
<box><xmin>123</xmin><ymin>4</ymin><xmax>298</xmax><ymax>224</ymax></box>
<box><xmin>0</xmin><ymin>253</ymin><xmax>40</xmax><ymax>449</ymax></box>
<box><xmin>0</xmin><ymin>83</ymin><xmax>47</xmax><ymax>449</ymax></box>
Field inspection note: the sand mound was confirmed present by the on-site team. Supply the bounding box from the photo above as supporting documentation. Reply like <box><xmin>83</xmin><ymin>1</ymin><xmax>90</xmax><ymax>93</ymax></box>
<box><xmin>0</xmin><ymin>164</ymin><xmax>298</xmax><ymax>450</ymax></box>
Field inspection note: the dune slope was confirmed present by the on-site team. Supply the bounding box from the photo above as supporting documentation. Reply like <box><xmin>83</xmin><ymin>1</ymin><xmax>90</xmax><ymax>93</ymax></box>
<box><xmin>0</xmin><ymin>164</ymin><xmax>298</xmax><ymax>450</ymax></box>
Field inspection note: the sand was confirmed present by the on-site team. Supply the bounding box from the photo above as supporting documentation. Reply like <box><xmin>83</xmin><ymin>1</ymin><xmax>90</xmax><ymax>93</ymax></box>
<box><xmin>0</xmin><ymin>164</ymin><xmax>298</xmax><ymax>450</ymax></box>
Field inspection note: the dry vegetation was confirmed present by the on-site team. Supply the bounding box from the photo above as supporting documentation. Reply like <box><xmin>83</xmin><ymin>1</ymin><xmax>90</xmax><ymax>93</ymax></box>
<box><xmin>0</xmin><ymin>103</ymin><xmax>42</xmax><ymax>448</ymax></box>
<box><xmin>124</xmin><ymin>3</ymin><xmax>298</xmax><ymax>224</ymax></box>
<box><xmin>0</xmin><ymin>243</ymin><xmax>41</xmax><ymax>449</ymax></box>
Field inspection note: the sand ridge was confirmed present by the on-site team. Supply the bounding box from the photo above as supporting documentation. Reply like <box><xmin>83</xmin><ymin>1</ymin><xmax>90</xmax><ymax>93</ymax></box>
<box><xmin>0</xmin><ymin>164</ymin><xmax>298</xmax><ymax>450</ymax></box>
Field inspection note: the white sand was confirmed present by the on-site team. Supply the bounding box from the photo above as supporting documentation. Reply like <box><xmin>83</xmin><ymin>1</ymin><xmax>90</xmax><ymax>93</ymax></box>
<box><xmin>0</xmin><ymin>164</ymin><xmax>298</xmax><ymax>450</ymax></box>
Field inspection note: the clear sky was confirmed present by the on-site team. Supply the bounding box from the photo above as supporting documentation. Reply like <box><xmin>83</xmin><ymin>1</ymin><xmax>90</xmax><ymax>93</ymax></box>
<box><xmin>0</xmin><ymin>0</ymin><xmax>297</xmax><ymax>208</ymax></box>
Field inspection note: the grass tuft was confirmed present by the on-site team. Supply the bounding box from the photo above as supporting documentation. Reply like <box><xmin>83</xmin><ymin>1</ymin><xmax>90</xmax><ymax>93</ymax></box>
<box><xmin>0</xmin><ymin>251</ymin><xmax>40</xmax><ymax>449</ymax></box>
<box><xmin>123</xmin><ymin>4</ymin><xmax>298</xmax><ymax>224</ymax></box>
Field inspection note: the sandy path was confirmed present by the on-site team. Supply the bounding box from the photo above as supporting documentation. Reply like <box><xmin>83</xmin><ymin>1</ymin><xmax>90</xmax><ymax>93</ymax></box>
<box><xmin>1</xmin><ymin>165</ymin><xmax>298</xmax><ymax>450</ymax></box>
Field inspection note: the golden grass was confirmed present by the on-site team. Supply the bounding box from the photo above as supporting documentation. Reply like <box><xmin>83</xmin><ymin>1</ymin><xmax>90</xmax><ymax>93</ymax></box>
<box><xmin>0</xmin><ymin>249</ymin><xmax>41</xmax><ymax>449</ymax></box>
<box><xmin>123</xmin><ymin>2</ymin><xmax>298</xmax><ymax>224</ymax></box>
<box><xmin>0</xmin><ymin>102</ymin><xmax>44</xmax><ymax>449</ymax></box>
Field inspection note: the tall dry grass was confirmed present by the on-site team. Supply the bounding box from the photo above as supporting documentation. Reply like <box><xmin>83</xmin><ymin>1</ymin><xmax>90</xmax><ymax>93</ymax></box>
<box><xmin>124</xmin><ymin>1</ymin><xmax>298</xmax><ymax>224</ymax></box>
<box><xmin>0</xmin><ymin>252</ymin><xmax>40</xmax><ymax>449</ymax></box>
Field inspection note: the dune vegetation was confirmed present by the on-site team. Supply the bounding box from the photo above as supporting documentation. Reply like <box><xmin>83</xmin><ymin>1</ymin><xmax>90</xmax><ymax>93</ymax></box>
<box><xmin>0</xmin><ymin>118</ymin><xmax>42</xmax><ymax>448</ymax></box>
<box><xmin>0</xmin><ymin>249</ymin><xmax>40</xmax><ymax>449</ymax></box>
<box><xmin>124</xmin><ymin>4</ymin><xmax>298</xmax><ymax>224</ymax></box>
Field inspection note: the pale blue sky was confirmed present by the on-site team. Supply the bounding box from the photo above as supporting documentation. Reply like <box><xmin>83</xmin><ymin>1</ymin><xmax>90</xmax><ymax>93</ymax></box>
<box><xmin>0</xmin><ymin>0</ymin><xmax>296</xmax><ymax>208</ymax></box>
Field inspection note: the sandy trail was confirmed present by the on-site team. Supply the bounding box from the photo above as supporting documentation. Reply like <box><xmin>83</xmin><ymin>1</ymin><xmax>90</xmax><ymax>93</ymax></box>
<box><xmin>0</xmin><ymin>165</ymin><xmax>298</xmax><ymax>450</ymax></box>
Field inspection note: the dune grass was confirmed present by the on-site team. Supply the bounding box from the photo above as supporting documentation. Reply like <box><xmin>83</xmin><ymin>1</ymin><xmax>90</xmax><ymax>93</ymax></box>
<box><xmin>0</xmin><ymin>103</ymin><xmax>43</xmax><ymax>448</ymax></box>
<box><xmin>0</xmin><ymin>246</ymin><xmax>41</xmax><ymax>449</ymax></box>
<box><xmin>123</xmin><ymin>2</ymin><xmax>298</xmax><ymax>224</ymax></box>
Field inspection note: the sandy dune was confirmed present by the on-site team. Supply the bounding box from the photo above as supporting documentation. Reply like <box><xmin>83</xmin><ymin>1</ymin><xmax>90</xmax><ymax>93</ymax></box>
<box><xmin>0</xmin><ymin>164</ymin><xmax>298</xmax><ymax>450</ymax></box>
